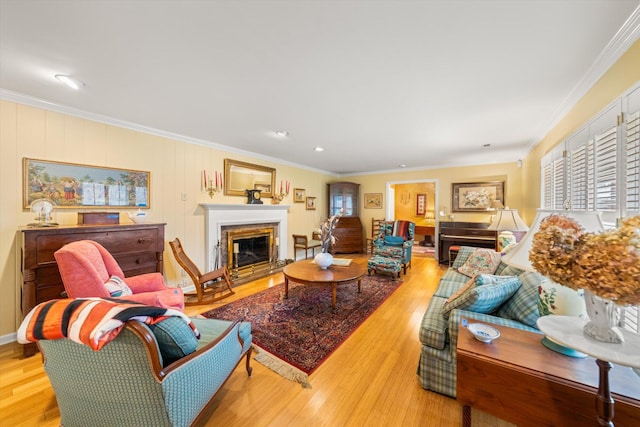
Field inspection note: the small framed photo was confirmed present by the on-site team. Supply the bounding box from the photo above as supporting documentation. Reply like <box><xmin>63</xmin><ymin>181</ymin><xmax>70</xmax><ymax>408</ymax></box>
<box><xmin>306</xmin><ymin>196</ymin><xmax>316</xmax><ymax>210</ymax></box>
<box><xmin>416</xmin><ymin>193</ymin><xmax>426</xmax><ymax>215</ymax></box>
<box><xmin>364</xmin><ymin>193</ymin><xmax>382</xmax><ymax>209</ymax></box>
<box><xmin>294</xmin><ymin>188</ymin><xmax>306</xmax><ymax>203</ymax></box>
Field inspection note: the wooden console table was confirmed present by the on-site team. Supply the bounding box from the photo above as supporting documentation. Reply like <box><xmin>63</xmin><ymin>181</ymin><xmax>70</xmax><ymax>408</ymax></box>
<box><xmin>19</xmin><ymin>223</ymin><xmax>166</xmax><ymax>356</ymax></box>
<box><xmin>457</xmin><ymin>322</ymin><xmax>640</xmax><ymax>427</ymax></box>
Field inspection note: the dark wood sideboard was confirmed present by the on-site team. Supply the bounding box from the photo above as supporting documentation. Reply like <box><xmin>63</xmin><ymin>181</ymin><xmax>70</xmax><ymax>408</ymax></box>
<box><xmin>19</xmin><ymin>223</ymin><xmax>166</xmax><ymax>356</ymax></box>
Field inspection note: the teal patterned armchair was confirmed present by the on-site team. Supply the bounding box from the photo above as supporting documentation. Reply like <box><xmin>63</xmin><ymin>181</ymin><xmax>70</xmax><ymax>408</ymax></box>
<box><xmin>373</xmin><ymin>220</ymin><xmax>415</xmax><ymax>274</ymax></box>
<box><xmin>37</xmin><ymin>317</ymin><xmax>252</xmax><ymax>427</ymax></box>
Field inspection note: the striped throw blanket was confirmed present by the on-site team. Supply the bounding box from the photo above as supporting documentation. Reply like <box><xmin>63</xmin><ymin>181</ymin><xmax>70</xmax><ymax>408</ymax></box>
<box><xmin>17</xmin><ymin>298</ymin><xmax>199</xmax><ymax>351</ymax></box>
<box><xmin>392</xmin><ymin>220</ymin><xmax>412</xmax><ymax>240</ymax></box>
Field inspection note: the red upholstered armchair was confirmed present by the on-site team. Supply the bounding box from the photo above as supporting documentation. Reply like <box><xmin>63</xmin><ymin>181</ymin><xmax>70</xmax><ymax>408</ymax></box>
<box><xmin>54</xmin><ymin>240</ymin><xmax>184</xmax><ymax>311</ymax></box>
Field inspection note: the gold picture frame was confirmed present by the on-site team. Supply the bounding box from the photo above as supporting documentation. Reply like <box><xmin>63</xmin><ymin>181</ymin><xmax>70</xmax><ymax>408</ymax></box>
<box><xmin>23</xmin><ymin>158</ymin><xmax>150</xmax><ymax>209</ymax></box>
<box><xmin>306</xmin><ymin>196</ymin><xmax>316</xmax><ymax>210</ymax></box>
<box><xmin>224</xmin><ymin>158</ymin><xmax>276</xmax><ymax>198</ymax></box>
<box><xmin>294</xmin><ymin>188</ymin><xmax>306</xmax><ymax>203</ymax></box>
<box><xmin>364</xmin><ymin>193</ymin><xmax>382</xmax><ymax>209</ymax></box>
<box><xmin>452</xmin><ymin>181</ymin><xmax>505</xmax><ymax>212</ymax></box>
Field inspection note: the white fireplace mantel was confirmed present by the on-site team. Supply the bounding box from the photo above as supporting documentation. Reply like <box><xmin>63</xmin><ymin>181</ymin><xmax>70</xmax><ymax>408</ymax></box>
<box><xmin>200</xmin><ymin>203</ymin><xmax>290</xmax><ymax>271</ymax></box>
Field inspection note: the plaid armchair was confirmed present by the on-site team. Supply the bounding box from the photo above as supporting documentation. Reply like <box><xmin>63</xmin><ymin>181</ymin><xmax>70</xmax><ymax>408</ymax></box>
<box><xmin>373</xmin><ymin>220</ymin><xmax>415</xmax><ymax>274</ymax></box>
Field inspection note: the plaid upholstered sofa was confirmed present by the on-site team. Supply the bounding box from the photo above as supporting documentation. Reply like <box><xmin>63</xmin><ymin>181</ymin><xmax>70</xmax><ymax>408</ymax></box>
<box><xmin>417</xmin><ymin>246</ymin><xmax>544</xmax><ymax>397</ymax></box>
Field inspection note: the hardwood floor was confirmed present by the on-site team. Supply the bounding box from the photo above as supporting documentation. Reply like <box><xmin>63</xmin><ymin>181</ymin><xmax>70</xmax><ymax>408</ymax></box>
<box><xmin>0</xmin><ymin>254</ymin><xmax>514</xmax><ymax>426</ymax></box>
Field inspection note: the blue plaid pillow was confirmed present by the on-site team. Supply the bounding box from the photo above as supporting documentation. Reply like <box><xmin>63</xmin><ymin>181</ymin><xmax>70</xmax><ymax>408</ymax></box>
<box><xmin>442</xmin><ymin>276</ymin><xmax>521</xmax><ymax>318</ymax></box>
<box><xmin>496</xmin><ymin>271</ymin><xmax>543</xmax><ymax>328</ymax></box>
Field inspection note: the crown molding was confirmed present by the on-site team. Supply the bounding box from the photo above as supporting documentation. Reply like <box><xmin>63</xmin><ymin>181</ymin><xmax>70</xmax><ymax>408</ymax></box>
<box><xmin>531</xmin><ymin>5</ymin><xmax>640</xmax><ymax>149</ymax></box>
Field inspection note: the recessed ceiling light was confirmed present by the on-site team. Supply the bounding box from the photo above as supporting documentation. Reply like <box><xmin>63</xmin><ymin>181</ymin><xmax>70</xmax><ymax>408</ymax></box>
<box><xmin>275</xmin><ymin>130</ymin><xmax>289</xmax><ymax>137</ymax></box>
<box><xmin>399</xmin><ymin>164</ymin><xmax>407</xmax><ymax>168</ymax></box>
<box><xmin>55</xmin><ymin>74</ymin><xmax>85</xmax><ymax>90</ymax></box>
<box><xmin>314</xmin><ymin>146</ymin><xmax>325</xmax><ymax>152</ymax></box>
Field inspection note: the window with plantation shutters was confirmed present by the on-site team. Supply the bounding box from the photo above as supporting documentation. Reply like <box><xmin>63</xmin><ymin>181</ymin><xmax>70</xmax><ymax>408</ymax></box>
<box><xmin>540</xmin><ymin>82</ymin><xmax>640</xmax><ymax>335</ymax></box>
<box><xmin>594</xmin><ymin>125</ymin><xmax>618</xmax><ymax>213</ymax></box>
<box><xmin>625</xmin><ymin>110</ymin><xmax>640</xmax><ymax>216</ymax></box>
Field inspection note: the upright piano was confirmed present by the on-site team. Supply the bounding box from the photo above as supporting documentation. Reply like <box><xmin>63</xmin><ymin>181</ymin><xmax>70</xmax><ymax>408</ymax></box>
<box><xmin>438</xmin><ymin>221</ymin><xmax>498</xmax><ymax>264</ymax></box>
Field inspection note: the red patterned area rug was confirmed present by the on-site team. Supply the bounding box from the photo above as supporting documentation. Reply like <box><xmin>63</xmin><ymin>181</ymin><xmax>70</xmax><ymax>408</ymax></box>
<box><xmin>201</xmin><ymin>274</ymin><xmax>402</xmax><ymax>387</ymax></box>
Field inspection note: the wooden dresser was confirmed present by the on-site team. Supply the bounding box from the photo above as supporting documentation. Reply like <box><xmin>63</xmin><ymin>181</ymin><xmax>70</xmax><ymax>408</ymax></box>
<box><xmin>19</xmin><ymin>223</ymin><xmax>165</xmax><ymax>356</ymax></box>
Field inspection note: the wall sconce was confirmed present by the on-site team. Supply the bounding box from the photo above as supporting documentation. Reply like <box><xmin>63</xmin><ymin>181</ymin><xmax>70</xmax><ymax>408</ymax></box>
<box><xmin>202</xmin><ymin>170</ymin><xmax>222</xmax><ymax>198</ymax></box>
<box><xmin>272</xmin><ymin>180</ymin><xmax>290</xmax><ymax>204</ymax></box>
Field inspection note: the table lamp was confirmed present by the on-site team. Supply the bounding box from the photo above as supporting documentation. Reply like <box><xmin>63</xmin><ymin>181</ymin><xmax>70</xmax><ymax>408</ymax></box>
<box><xmin>487</xmin><ymin>208</ymin><xmax>528</xmax><ymax>251</ymax></box>
<box><xmin>501</xmin><ymin>209</ymin><xmax>605</xmax><ymax>357</ymax></box>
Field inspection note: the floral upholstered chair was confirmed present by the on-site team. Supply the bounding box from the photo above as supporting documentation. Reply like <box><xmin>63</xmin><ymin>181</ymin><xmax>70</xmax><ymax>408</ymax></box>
<box><xmin>373</xmin><ymin>220</ymin><xmax>415</xmax><ymax>274</ymax></box>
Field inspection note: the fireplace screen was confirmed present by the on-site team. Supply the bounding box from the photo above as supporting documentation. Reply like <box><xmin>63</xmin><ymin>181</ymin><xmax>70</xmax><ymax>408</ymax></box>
<box><xmin>228</xmin><ymin>228</ymin><xmax>273</xmax><ymax>270</ymax></box>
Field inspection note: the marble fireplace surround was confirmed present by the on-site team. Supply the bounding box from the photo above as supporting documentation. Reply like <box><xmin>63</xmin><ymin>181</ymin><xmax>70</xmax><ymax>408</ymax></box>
<box><xmin>200</xmin><ymin>204</ymin><xmax>289</xmax><ymax>272</ymax></box>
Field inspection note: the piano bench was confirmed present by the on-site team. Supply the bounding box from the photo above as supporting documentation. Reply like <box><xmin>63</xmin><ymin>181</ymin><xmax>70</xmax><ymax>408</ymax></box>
<box><xmin>448</xmin><ymin>245</ymin><xmax>461</xmax><ymax>266</ymax></box>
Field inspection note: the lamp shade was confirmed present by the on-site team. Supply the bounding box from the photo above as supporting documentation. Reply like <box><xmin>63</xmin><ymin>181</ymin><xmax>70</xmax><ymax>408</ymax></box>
<box><xmin>501</xmin><ymin>209</ymin><xmax>605</xmax><ymax>271</ymax></box>
<box><xmin>487</xmin><ymin>209</ymin><xmax>529</xmax><ymax>232</ymax></box>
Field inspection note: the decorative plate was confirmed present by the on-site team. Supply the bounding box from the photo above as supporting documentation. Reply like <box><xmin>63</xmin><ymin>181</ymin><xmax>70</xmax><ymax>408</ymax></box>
<box><xmin>468</xmin><ymin>323</ymin><xmax>500</xmax><ymax>343</ymax></box>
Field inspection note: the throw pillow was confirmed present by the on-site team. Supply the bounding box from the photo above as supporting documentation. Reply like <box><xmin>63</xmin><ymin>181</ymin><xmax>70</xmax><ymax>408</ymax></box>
<box><xmin>442</xmin><ymin>276</ymin><xmax>521</xmax><ymax>319</ymax></box>
<box><xmin>104</xmin><ymin>275</ymin><xmax>133</xmax><ymax>297</ymax></box>
<box><xmin>475</xmin><ymin>274</ymin><xmax>519</xmax><ymax>286</ymax></box>
<box><xmin>384</xmin><ymin>235</ymin><xmax>405</xmax><ymax>245</ymax></box>
<box><xmin>445</xmin><ymin>275</ymin><xmax>477</xmax><ymax>304</ymax></box>
<box><xmin>149</xmin><ymin>316</ymin><xmax>199</xmax><ymax>366</ymax></box>
<box><xmin>496</xmin><ymin>271</ymin><xmax>543</xmax><ymax>328</ymax></box>
<box><xmin>457</xmin><ymin>248</ymin><xmax>502</xmax><ymax>277</ymax></box>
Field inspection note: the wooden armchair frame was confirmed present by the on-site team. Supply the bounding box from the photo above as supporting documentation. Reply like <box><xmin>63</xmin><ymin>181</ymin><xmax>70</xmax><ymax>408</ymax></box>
<box><xmin>169</xmin><ymin>238</ymin><xmax>235</xmax><ymax>305</ymax></box>
<box><xmin>292</xmin><ymin>234</ymin><xmax>322</xmax><ymax>261</ymax></box>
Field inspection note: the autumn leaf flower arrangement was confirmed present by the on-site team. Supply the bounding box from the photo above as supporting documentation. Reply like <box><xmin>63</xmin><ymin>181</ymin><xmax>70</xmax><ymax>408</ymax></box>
<box><xmin>529</xmin><ymin>214</ymin><xmax>640</xmax><ymax>306</ymax></box>
<box><xmin>317</xmin><ymin>214</ymin><xmax>341</xmax><ymax>253</ymax></box>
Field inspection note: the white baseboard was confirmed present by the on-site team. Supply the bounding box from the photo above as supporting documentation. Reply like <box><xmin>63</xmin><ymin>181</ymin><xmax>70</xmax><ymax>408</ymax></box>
<box><xmin>0</xmin><ymin>332</ymin><xmax>17</xmax><ymax>346</ymax></box>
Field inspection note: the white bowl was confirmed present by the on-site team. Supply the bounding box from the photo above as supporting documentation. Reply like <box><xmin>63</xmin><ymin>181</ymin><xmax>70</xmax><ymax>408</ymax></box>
<box><xmin>468</xmin><ymin>323</ymin><xmax>500</xmax><ymax>343</ymax></box>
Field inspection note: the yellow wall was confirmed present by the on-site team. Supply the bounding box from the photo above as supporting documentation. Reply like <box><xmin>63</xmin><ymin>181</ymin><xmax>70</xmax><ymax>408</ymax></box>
<box><xmin>1</xmin><ymin>40</ymin><xmax>638</xmax><ymax>340</ymax></box>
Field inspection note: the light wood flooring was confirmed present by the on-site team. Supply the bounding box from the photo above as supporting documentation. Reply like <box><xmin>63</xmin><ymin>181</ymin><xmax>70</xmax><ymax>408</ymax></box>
<box><xmin>0</xmin><ymin>254</ymin><xmax>514</xmax><ymax>426</ymax></box>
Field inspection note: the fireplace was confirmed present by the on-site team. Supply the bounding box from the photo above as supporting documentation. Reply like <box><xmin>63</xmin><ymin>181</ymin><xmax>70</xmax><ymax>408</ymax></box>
<box><xmin>224</xmin><ymin>226</ymin><xmax>274</xmax><ymax>271</ymax></box>
<box><xmin>200</xmin><ymin>204</ymin><xmax>289</xmax><ymax>281</ymax></box>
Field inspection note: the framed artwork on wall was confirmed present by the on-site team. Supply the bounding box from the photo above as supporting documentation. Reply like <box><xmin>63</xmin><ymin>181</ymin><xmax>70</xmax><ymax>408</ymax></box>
<box><xmin>364</xmin><ymin>193</ymin><xmax>382</xmax><ymax>209</ymax></box>
<box><xmin>416</xmin><ymin>193</ymin><xmax>426</xmax><ymax>215</ymax></box>
<box><xmin>306</xmin><ymin>196</ymin><xmax>316</xmax><ymax>210</ymax></box>
<box><xmin>23</xmin><ymin>158</ymin><xmax>150</xmax><ymax>209</ymax></box>
<box><xmin>294</xmin><ymin>188</ymin><xmax>306</xmax><ymax>203</ymax></box>
<box><xmin>452</xmin><ymin>181</ymin><xmax>505</xmax><ymax>212</ymax></box>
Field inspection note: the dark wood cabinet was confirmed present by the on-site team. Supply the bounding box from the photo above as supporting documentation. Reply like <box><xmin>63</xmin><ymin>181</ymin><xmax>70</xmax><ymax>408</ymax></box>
<box><xmin>328</xmin><ymin>182</ymin><xmax>359</xmax><ymax>217</ymax></box>
<box><xmin>19</xmin><ymin>223</ymin><xmax>166</xmax><ymax>356</ymax></box>
<box><xmin>328</xmin><ymin>182</ymin><xmax>363</xmax><ymax>253</ymax></box>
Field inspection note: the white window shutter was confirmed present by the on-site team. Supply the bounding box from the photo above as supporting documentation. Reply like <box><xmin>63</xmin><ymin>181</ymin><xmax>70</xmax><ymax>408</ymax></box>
<box><xmin>625</xmin><ymin>110</ymin><xmax>640</xmax><ymax>217</ymax></box>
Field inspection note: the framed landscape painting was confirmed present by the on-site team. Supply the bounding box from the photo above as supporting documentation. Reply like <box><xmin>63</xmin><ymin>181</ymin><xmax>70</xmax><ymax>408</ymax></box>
<box><xmin>23</xmin><ymin>158</ymin><xmax>150</xmax><ymax>209</ymax></box>
<box><xmin>452</xmin><ymin>181</ymin><xmax>504</xmax><ymax>212</ymax></box>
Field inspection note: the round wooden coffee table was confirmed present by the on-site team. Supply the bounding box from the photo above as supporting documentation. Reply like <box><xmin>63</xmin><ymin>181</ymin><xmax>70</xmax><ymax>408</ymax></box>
<box><xmin>282</xmin><ymin>260</ymin><xmax>366</xmax><ymax>308</ymax></box>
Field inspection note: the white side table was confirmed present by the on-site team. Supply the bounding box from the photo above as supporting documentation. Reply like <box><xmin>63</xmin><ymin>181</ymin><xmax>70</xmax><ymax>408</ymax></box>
<box><xmin>538</xmin><ymin>315</ymin><xmax>640</xmax><ymax>427</ymax></box>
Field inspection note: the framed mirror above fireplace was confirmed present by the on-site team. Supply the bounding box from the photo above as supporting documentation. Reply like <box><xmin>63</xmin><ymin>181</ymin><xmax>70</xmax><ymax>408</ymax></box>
<box><xmin>224</xmin><ymin>158</ymin><xmax>276</xmax><ymax>198</ymax></box>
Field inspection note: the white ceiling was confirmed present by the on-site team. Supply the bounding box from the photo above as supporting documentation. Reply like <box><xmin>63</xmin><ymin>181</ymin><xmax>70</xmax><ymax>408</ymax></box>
<box><xmin>1</xmin><ymin>1</ymin><xmax>639</xmax><ymax>175</ymax></box>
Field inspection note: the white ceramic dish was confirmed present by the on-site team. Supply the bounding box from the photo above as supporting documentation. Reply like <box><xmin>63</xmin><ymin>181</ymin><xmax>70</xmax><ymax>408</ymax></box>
<box><xmin>468</xmin><ymin>323</ymin><xmax>500</xmax><ymax>343</ymax></box>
